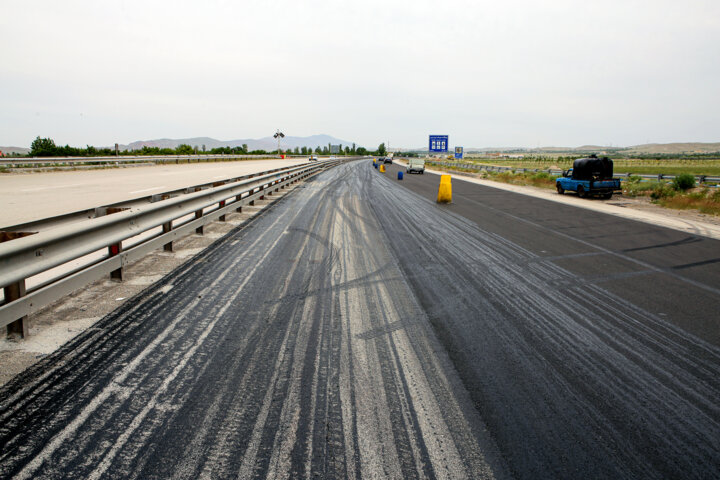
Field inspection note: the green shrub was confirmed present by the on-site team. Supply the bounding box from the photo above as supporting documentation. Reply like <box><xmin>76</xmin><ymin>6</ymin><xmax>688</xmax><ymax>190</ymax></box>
<box><xmin>530</xmin><ymin>172</ymin><xmax>552</xmax><ymax>181</ymax></box>
<box><xmin>672</xmin><ymin>173</ymin><xmax>696</xmax><ymax>191</ymax></box>
<box><xmin>650</xmin><ymin>184</ymin><xmax>676</xmax><ymax>200</ymax></box>
<box><xmin>624</xmin><ymin>180</ymin><xmax>660</xmax><ymax>197</ymax></box>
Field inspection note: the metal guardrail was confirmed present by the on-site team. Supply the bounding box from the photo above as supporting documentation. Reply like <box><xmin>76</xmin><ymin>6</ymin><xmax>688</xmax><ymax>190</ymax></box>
<box><xmin>0</xmin><ymin>159</ymin><xmax>345</xmax><ymax>336</ymax></box>
<box><xmin>423</xmin><ymin>161</ymin><xmax>720</xmax><ymax>184</ymax></box>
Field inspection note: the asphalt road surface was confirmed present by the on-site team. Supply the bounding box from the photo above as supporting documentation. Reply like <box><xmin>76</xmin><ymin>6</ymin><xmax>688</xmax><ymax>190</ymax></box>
<box><xmin>1</xmin><ymin>160</ymin><xmax>719</xmax><ymax>479</ymax></box>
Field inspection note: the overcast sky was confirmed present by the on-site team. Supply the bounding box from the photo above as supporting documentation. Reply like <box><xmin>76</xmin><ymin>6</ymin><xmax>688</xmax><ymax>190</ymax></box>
<box><xmin>2</xmin><ymin>0</ymin><xmax>719</xmax><ymax>149</ymax></box>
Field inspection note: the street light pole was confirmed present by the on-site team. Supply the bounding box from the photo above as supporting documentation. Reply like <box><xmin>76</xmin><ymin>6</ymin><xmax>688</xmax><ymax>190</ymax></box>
<box><xmin>273</xmin><ymin>129</ymin><xmax>285</xmax><ymax>155</ymax></box>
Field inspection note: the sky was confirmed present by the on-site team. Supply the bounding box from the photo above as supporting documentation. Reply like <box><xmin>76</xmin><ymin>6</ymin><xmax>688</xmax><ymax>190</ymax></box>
<box><xmin>1</xmin><ymin>0</ymin><xmax>719</xmax><ymax>149</ymax></box>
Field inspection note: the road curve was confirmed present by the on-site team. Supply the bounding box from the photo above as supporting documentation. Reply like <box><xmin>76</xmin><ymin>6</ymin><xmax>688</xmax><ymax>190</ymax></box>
<box><xmin>1</xmin><ymin>160</ymin><xmax>719</xmax><ymax>479</ymax></box>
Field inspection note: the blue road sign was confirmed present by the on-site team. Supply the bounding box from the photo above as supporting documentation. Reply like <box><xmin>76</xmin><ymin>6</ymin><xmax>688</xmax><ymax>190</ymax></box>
<box><xmin>454</xmin><ymin>147</ymin><xmax>464</xmax><ymax>159</ymax></box>
<box><xmin>429</xmin><ymin>135</ymin><xmax>449</xmax><ymax>153</ymax></box>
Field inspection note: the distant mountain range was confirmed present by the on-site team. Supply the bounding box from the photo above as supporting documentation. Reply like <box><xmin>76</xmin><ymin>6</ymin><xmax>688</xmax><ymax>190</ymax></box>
<box><xmin>0</xmin><ymin>146</ymin><xmax>30</xmax><ymax>155</ymax></box>
<box><xmin>120</xmin><ymin>134</ymin><xmax>357</xmax><ymax>152</ymax></box>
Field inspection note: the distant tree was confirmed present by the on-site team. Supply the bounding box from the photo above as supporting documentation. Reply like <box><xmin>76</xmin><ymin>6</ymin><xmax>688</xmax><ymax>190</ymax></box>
<box><xmin>30</xmin><ymin>136</ymin><xmax>58</xmax><ymax>157</ymax></box>
<box><xmin>176</xmin><ymin>144</ymin><xmax>194</xmax><ymax>155</ymax></box>
<box><xmin>377</xmin><ymin>143</ymin><xmax>387</xmax><ymax>156</ymax></box>
<box><xmin>202</xmin><ymin>144</ymin><xmax>206</xmax><ymax>152</ymax></box>
<box><xmin>322</xmin><ymin>146</ymin><xmax>329</xmax><ymax>154</ymax></box>
<box><xmin>301</xmin><ymin>146</ymin><xmax>308</xmax><ymax>155</ymax></box>
<box><xmin>344</xmin><ymin>146</ymin><xmax>350</xmax><ymax>155</ymax></box>
<box><xmin>294</xmin><ymin>146</ymin><xmax>299</xmax><ymax>154</ymax></box>
<box><xmin>315</xmin><ymin>146</ymin><xmax>321</xmax><ymax>154</ymax></box>
<box><xmin>352</xmin><ymin>143</ymin><xmax>356</xmax><ymax>154</ymax></box>
<box><xmin>356</xmin><ymin>147</ymin><xmax>368</xmax><ymax>155</ymax></box>
<box><xmin>242</xmin><ymin>144</ymin><xmax>248</xmax><ymax>153</ymax></box>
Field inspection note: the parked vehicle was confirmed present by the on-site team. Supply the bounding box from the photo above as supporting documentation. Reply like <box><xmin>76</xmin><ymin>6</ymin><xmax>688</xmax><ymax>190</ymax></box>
<box><xmin>308</xmin><ymin>155</ymin><xmax>318</xmax><ymax>162</ymax></box>
<box><xmin>406</xmin><ymin>158</ymin><xmax>425</xmax><ymax>174</ymax></box>
<box><xmin>556</xmin><ymin>155</ymin><xmax>621</xmax><ymax>199</ymax></box>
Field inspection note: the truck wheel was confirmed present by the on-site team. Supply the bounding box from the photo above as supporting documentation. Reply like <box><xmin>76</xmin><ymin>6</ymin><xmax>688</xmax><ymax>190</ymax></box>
<box><xmin>556</xmin><ymin>184</ymin><xmax>564</xmax><ymax>194</ymax></box>
<box><xmin>602</xmin><ymin>192</ymin><xmax>613</xmax><ymax>199</ymax></box>
<box><xmin>577</xmin><ymin>186</ymin><xmax>586</xmax><ymax>198</ymax></box>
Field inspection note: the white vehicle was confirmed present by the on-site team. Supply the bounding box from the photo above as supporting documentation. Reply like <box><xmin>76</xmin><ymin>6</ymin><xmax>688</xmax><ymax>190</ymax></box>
<box><xmin>308</xmin><ymin>155</ymin><xmax>318</xmax><ymax>162</ymax></box>
<box><xmin>406</xmin><ymin>158</ymin><xmax>425</xmax><ymax>174</ymax></box>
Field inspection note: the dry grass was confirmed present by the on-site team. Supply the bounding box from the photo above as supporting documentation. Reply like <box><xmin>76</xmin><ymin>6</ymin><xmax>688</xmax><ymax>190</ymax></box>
<box><xmin>656</xmin><ymin>189</ymin><xmax>720</xmax><ymax>215</ymax></box>
<box><xmin>484</xmin><ymin>171</ymin><xmax>557</xmax><ymax>189</ymax></box>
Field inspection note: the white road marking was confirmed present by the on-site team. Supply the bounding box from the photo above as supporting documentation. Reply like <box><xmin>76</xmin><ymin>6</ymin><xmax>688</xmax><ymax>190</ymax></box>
<box><xmin>128</xmin><ymin>186</ymin><xmax>166</xmax><ymax>194</ymax></box>
<box><xmin>20</xmin><ymin>183</ymin><xmax>85</xmax><ymax>193</ymax></box>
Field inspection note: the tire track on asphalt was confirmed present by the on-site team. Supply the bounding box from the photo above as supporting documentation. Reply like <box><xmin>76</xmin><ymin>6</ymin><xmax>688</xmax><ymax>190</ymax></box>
<box><xmin>365</xmin><ymin>161</ymin><xmax>720</xmax><ymax>479</ymax></box>
<box><xmin>0</xmin><ymin>161</ymin><xmax>508</xmax><ymax>479</ymax></box>
<box><xmin>6</xmin><ymin>194</ymin><xmax>303</xmax><ymax>479</ymax></box>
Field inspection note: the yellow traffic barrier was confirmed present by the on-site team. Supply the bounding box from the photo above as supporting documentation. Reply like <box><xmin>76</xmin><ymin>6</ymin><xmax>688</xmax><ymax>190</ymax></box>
<box><xmin>437</xmin><ymin>175</ymin><xmax>452</xmax><ymax>203</ymax></box>
<box><xmin>379</xmin><ymin>164</ymin><xmax>386</xmax><ymax>173</ymax></box>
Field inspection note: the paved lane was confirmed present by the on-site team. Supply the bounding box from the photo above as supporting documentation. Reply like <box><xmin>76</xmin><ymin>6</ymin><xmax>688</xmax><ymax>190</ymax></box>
<box><xmin>0</xmin><ymin>161</ymin><xmax>502</xmax><ymax>479</ymax></box>
<box><xmin>0</xmin><ymin>159</ymin><xmax>302</xmax><ymax>226</ymax></box>
<box><xmin>1</xmin><ymin>160</ymin><xmax>719</xmax><ymax>479</ymax></box>
<box><xmin>378</xmin><ymin>162</ymin><xmax>720</xmax><ymax>478</ymax></box>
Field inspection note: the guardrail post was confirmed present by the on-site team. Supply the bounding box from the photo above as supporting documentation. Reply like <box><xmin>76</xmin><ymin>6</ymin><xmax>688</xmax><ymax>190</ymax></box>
<box><xmin>235</xmin><ymin>194</ymin><xmax>243</xmax><ymax>212</ymax></box>
<box><xmin>658</xmin><ymin>174</ymin><xmax>663</xmax><ymax>181</ymax></box>
<box><xmin>212</xmin><ymin>182</ymin><xmax>227</xmax><ymax>221</ymax></box>
<box><xmin>219</xmin><ymin>200</ymin><xmax>226</xmax><ymax>221</ymax></box>
<box><xmin>194</xmin><ymin>187</ymin><xmax>204</xmax><ymax>235</ymax></box>
<box><xmin>108</xmin><ymin>242</ymin><xmax>123</xmax><ymax>281</ymax></box>
<box><xmin>159</xmin><ymin>194</ymin><xmax>173</xmax><ymax>251</ymax></box>
<box><xmin>4</xmin><ymin>280</ymin><xmax>29</xmax><ymax>338</ymax></box>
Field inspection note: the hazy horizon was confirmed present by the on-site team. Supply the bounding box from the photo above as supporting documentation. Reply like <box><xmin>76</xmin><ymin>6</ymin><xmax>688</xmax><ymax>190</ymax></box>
<box><xmin>2</xmin><ymin>0</ymin><xmax>719</xmax><ymax>149</ymax></box>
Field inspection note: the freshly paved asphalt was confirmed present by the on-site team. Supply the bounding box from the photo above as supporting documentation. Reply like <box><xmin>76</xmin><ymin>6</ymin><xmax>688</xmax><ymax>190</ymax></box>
<box><xmin>1</xmin><ymin>160</ymin><xmax>718</xmax><ymax>479</ymax></box>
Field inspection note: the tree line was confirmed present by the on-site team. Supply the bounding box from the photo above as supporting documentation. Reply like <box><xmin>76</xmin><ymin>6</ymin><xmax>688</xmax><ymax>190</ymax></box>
<box><xmin>24</xmin><ymin>137</ymin><xmax>385</xmax><ymax>158</ymax></box>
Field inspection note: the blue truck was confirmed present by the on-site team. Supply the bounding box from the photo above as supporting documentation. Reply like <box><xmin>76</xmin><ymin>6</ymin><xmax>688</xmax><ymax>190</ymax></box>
<box><xmin>556</xmin><ymin>155</ymin><xmax>622</xmax><ymax>199</ymax></box>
